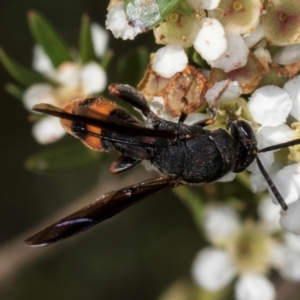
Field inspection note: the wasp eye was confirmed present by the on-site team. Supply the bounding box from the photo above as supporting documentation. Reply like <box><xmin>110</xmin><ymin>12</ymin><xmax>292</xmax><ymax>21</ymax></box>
<box><xmin>237</xmin><ymin>120</ymin><xmax>254</xmax><ymax>139</ymax></box>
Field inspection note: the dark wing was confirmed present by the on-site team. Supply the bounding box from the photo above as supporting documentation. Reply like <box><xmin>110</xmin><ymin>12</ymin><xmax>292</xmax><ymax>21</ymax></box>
<box><xmin>25</xmin><ymin>176</ymin><xmax>179</xmax><ymax>246</ymax></box>
<box><xmin>33</xmin><ymin>103</ymin><xmax>177</xmax><ymax>140</ymax></box>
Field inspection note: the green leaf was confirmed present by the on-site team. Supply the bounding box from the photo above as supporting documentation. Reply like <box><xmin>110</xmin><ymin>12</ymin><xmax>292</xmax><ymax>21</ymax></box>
<box><xmin>79</xmin><ymin>14</ymin><xmax>97</xmax><ymax>64</ymax></box>
<box><xmin>4</xmin><ymin>83</ymin><xmax>24</xmax><ymax>99</ymax></box>
<box><xmin>157</xmin><ymin>0</ymin><xmax>189</xmax><ymax>17</ymax></box>
<box><xmin>28</xmin><ymin>11</ymin><xmax>73</xmax><ymax>68</ymax></box>
<box><xmin>117</xmin><ymin>47</ymin><xmax>149</xmax><ymax>86</ymax></box>
<box><xmin>25</xmin><ymin>143</ymin><xmax>101</xmax><ymax>174</ymax></box>
<box><xmin>124</xmin><ymin>0</ymin><xmax>182</xmax><ymax>30</ymax></box>
<box><xmin>0</xmin><ymin>48</ymin><xmax>45</xmax><ymax>86</ymax></box>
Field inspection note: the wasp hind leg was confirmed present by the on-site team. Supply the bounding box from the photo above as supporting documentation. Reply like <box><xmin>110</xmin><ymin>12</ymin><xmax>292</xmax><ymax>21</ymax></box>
<box><xmin>110</xmin><ymin>154</ymin><xmax>142</xmax><ymax>174</ymax></box>
<box><xmin>109</xmin><ymin>83</ymin><xmax>152</xmax><ymax>117</ymax></box>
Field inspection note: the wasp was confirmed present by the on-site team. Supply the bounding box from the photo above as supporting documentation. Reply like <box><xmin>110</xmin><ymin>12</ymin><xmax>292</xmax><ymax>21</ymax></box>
<box><xmin>25</xmin><ymin>83</ymin><xmax>300</xmax><ymax>246</ymax></box>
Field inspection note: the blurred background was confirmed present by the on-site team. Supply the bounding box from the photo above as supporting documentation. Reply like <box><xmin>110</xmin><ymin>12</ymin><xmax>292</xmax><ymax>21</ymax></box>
<box><xmin>0</xmin><ymin>1</ymin><xmax>204</xmax><ymax>299</ymax></box>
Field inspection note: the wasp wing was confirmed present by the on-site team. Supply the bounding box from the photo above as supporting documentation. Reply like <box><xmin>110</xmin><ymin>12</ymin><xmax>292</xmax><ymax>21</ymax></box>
<box><xmin>25</xmin><ymin>176</ymin><xmax>179</xmax><ymax>246</ymax></box>
<box><xmin>33</xmin><ymin>103</ymin><xmax>177</xmax><ymax>140</ymax></box>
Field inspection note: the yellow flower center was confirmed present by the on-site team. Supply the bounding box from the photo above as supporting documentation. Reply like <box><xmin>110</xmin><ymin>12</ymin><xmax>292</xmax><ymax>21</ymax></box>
<box><xmin>233</xmin><ymin>1</ymin><xmax>243</xmax><ymax>11</ymax></box>
<box><xmin>167</xmin><ymin>13</ymin><xmax>179</xmax><ymax>23</ymax></box>
<box><xmin>229</xmin><ymin>223</ymin><xmax>271</xmax><ymax>274</ymax></box>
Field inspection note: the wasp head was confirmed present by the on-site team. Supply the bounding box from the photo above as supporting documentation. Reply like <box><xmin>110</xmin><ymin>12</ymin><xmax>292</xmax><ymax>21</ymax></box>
<box><xmin>225</xmin><ymin>108</ymin><xmax>258</xmax><ymax>172</ymax></box>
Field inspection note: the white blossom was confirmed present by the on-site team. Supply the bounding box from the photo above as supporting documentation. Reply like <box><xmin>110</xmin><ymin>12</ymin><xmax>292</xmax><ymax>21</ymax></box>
<box><xmin>192</xmin><ymin>203</ymin><xmax>300</xmax><ymax>299</ymax></box>
<box><xmin>23</xmin><ymin>26</ymin><xmax>108</xmax><ymax>144</ymax></box>
<box><xmin>106</xmin><ymin>2</ymin><xmax>142</xmax><ymax>40</ymax></box>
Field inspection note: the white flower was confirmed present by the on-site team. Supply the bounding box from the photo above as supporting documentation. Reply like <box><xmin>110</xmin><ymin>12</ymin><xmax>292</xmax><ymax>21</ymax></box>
<box><xmin>106</xmin><ymin>1</ymin><xmax>143</xmax><ymax>40</ymax></box>
<box><xmin>245</xmin><ymin>82</ymin><xmax>300</xmax><ymax>213</ymax></box>
<box><xmin>23</xmin><ymin>25</ymin><xmax>108</xmax><ymax>144</ymax></box>
<box><xmin>192</xmin><ymin>202</ymin><xmax>300</xmax><ymax>300</ymax></box>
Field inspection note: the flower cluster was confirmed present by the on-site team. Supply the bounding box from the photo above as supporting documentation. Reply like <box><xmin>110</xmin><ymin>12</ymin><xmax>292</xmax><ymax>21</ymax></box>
<box><xmin>0</xmin><ymin>13</ymin><xmax>109</xmax><ymax>145</ymax></box>
<box><xmin>26</xmin><ymin>24</ymin><xmax>108</xmax><ymax>144</ymax></box>
<box><xmin>106</xmin><ymin>0</ymin><xmax>300</xmax><ymax>82</ymax></box>
<box><xmin>192</xmin><ymin>200</ymin><xmax>300</xmax><ymax>300</ymax></box>
<box><xmin>105</xmin><ymin>0</ymin><xmax>300</xmax><ymax>234</ymax></box>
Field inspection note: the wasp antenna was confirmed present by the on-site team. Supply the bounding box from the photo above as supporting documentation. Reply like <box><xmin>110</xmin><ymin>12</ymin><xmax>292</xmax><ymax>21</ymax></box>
<box><xmin>209</xmin><ymin>79</ymin><xmax>231</xmax><ymax>110</ymax></box>
<box><xmin>258</xmin><ymin>138</ymin><xmax>300</xmax><ymax>153</ymax></box>
<box><xmin>256</xmin><ymin>156</ymin><xmax>288</xmax><ymax>211</ymax></box>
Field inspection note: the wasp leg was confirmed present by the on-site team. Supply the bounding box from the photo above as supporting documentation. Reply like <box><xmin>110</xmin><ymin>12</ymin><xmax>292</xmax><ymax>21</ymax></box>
<box><xmin>109</xmin><ymin>83</ymin><xmax>151</xmax><ymax>117</ymax></box>
<box><xmin>110</xmin><ymin>154</ymin><xmax>141</xmax><ymax>174</ymax></box>
<box><xmin>191</xmin><ymin>80</ymin><xmax>232</xmax><ymax>127</ymax></box>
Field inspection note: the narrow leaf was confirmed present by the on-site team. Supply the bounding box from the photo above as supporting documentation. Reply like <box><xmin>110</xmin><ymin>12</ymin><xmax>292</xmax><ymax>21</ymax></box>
<box><xmin>28</xmin><ymin>11</ymin><xmax>73</xmax><ymax>67</ymax></box>
<box><xmin>124</xmin><ymin>0</ymin><xmax>182</xmax><ymax>30</ymax></box>
<box><xmin>25</xmin><ymin>144</ymin><xmax>101</xmax><ymax>174</ymax></box>
<box><xmin>0</xmin><ymin>48</ymin><xmax>45</xmax><ymax>86</ymax></box>
<box><xmin>79</xmin><ymin>14</ymin><xmax>97</xmax><ymax>64</ymax></box>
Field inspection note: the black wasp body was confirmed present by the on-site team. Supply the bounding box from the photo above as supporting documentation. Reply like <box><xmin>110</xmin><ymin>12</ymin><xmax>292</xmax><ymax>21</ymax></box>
<box><xmin>26</xmin><ymin>83</ymin><xmax>295</xmax><ymax>246</ymax></box>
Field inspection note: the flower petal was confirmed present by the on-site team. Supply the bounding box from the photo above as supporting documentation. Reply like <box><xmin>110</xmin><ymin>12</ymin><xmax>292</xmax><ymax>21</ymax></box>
<box><xmin>256</xmin><ymin>124</ymin><xmax>294</xmax><ymax>150</ymax></box>
<box><xmin>207</xmin><ymin>33</ymin><xmax>249</xmax><ymax>72</ymax></box>
<box><xmin>204</xmin><ymin>205</ymin><xmax>240</xmax><ymax>244</ymax></box>
<box><xmin>284</xmin><ymin>232</ymin><xmax>300</xmax><ymax>252</ymax></box>
<box><xmin>91</xmin><ymin>23</ymin><xmax>109</xmax><ymax>58</ymax></box>
<box><xmin>248</xmin><ymin>152</ymin><xmax>274</xmax><ymax>192</ymax></box>
<box><xmin>56</xmin><ymin>62</ymin><xmax>80</xmax><ymax>86</ymax></box>
<box><xmin>152</xmin><ymin>44</ymin><xmax>188</xmax><ymax>78</ymax></box>
<box><xmin>23</xmin><ymin>83</ymin><xmax>56</xmax><ymax>111</ymax></box>
<box><xmin>81</xmin><ymin>62</ymin><xmax>107</xmax><ymax>94</ymax></box>
<box><xmin>271</xmin><ymin>164</ymin><xmax>300</xmax><ymax>206</ymax></box>
<box><xmin>193</xmin><ymin>18</ymin><xmax>227</xmax><ymax>61</ymax></box>
<box><xmin>276</xmin><ymin>244</ymin><xmax>300</xmax><ymax>281</ymax></box>
<box><xmin>187</xmin><ymin>0</ymin><xmax>220</xmax><ymax>10</ymax></box>
<box><xmin>274</xmin><ymin>44</ymin><xmax>300</xmax><ymax>65</ymax></box>
<box><xmin>243</xmin><ymin>25</ymin><xmax>265</xmax><ymax>48</ymax></box>
<box><xmin>248</xmin><ymin>86</ymin><xmax>293</xmax><ymax>127</ymax></box>
<box><xmin>283</xmin><ymin>75</ymin><xmax>300</xmax><ymax>120</ymax></box>
<box><xmin>191</xmin><ymin>248</ymin><xmax>236</xmax><ymax>291</ymax></box>
<box><xmin>258</xmin><ymin>196</ymin><xmax>281</xmax><ymax>233</ymax></box>
<box><xmin>32</xmin><ymin>45</ymin><xmax>55</xmax><ymax>78</ymax></box>
<box><xmin>280</xmin><ymin>199</ymin><xmax>300</xmax><ymax>234</ymax></box>
<box><xmin>205</xmin><ymin>80</ymin><xmax>242</xmax><ymax>104</ymax></box>
<box><xmin>32</xmin><ymin>117</ymin><xmax>65</xmax><ymax>144</ymax></box>
<box><xmin>105</xmin><ymin>2</ymin><xmax>142</xmax><ymax>40</ymax></box>
<box><xmin>235</xmin><ymin>273</ymin><xmax>276</xmax><ymax>300</ymax></box>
